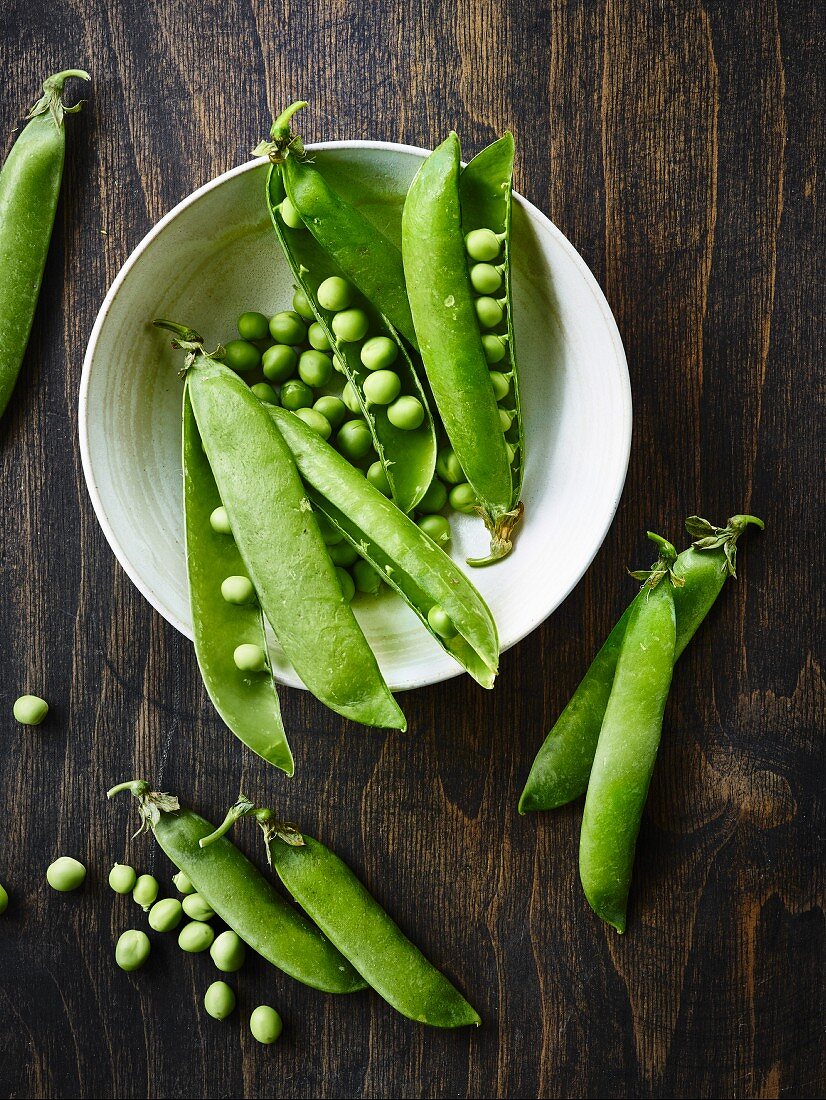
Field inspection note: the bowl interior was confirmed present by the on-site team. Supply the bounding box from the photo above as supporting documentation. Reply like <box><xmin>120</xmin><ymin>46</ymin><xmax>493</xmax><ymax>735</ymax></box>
<box><xmin>80</xmin><ymin>142</ymin><xmax>630</xmax><ymax>692</ymax></box>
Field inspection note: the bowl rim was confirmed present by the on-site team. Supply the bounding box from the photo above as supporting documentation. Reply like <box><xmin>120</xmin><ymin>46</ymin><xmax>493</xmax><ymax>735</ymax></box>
<box><xmin>79</xmin><ymin>138</ymin><xmax>631</xmax><ymax>683</ymax></box>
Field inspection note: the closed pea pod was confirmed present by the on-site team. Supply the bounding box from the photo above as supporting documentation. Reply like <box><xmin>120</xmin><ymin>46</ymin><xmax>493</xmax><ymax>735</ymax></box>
<box><xmin>0</xmin><ymin>70</ymin><xmax>89</xmax><ymax>418</ymax></box>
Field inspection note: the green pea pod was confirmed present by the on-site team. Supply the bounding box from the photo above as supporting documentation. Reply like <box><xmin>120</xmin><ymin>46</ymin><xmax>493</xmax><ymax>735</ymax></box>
<box><xmin>158</xmin><ymin>323</ymin><xmax>405</xmax><ymax>731</ymax></box>
<box><xmin>518</xmin><ymin>514</ymin><xmax>763</xmax><ymax>812</ymax></box>
<box><xmin>182</xmin><ymin>386</ymin><xmax>293</xmax><ymax>773</ymax></box>
<box><xmin>403</xmin><ymin>133</ymin><xmax>519</xmax><ymax>564</ymax></box>
<box><xmin>107</xmin><ymin>782</ymin><xmax>365</xmax><ymax>993</ymax></box>
<box><xmin>270</xmin><ymin>406</ymin><xmax>499</xmax><ymax>687</ymax></box>
<box><xmin>579</xmin><ymin>540</ymin><xmax>678</xmax><ymax>933</ymax></box>
<box><xmin>0</xmin><ymin>70</ymin><xmax>89</xmax><ymax>418</ymax></box>
<box><xmin>460</xmin><ymin>135</ymin><xmax>524</xmax><ymax>512</ymax></box>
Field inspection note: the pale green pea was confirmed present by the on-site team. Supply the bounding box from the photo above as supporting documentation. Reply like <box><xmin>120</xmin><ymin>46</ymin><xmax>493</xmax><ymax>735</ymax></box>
<box><xmin>417</xmin><ymin>514</ymin><xmax>451</xmax><ymax>546</ymax></box>
<box><xmin>269</xmin><ymin>311</ymin><xmax>307</xmax><ymax>345</ymax></box>
<box><xmin>250</xmin><ymin>382</ymin><xmax>278</xmax><ymax>405</ymax></box>
<box><xmin>313</xmin><ymin>395</ymin><xmax>347</xmax><ymax>429</ymax></box>
<box><xmin>428</xmin><ymin>605</ymin><xmax>458</xmax><ymax>639</ymax></box>
<box><xmin>298</xmin><ymin>349</ymin><xmax>333</xmax><ymax>388</ymax></box>
<box><xmin>250</xmin><ymin>1005</ymin><xmax>283</xmax><ymax>1044</ymax></box>
<box><xmin>237</xmin><ymin>312</ymin><xmax>270</xmax><ymax>341</ymax></box>
<box><xmin>336</xmin><ymin>567</ymin><xmax>356</xmax><ymax>603</ymax></box>
<box><xmin>366</xmin><ymin>460</ymin><xmax>391</xmax><ymax>495</ymax></box>
<box><xmin>317</xmin><ymin>276</ymin><xmax>352</xmax><ymax>311</ymax></box>
<box><xmin>204</xmin><ymin>980</ymin><xmax>236</xmax><ymax>1020</ymax></box>
<box><xmin>279</xmin><ymin>378</ymin><xmax>314</xmax><ymax>411</ymax></box>
<box><xmin>387</xmin><ymin>395</ymin><xmax>424</xmax><ymax>430</ymax></box>
<box><xmin>465</xmin><ymin>227</ymin><xmax>501</xmax><ymax>261</ymax></box>
<box><xmin>172</xmin><ymin>870</ymin><xmax>195</xmax><ymax>895</ymax></box>
<box><xmin>363</xmin><ymin>369</ymin><xmax>401</xmax><ymax>406</ymax></box>
<box><xmin>221</xmin><ymin>575</ymin><xmax>256</xmax><ymax>605</ymax></box>
<box><xmin>280</xmin><ymin>196</ymin><xmax>305</xmax><ymax>229</ymax></box>
<box><xmin>234</xmin><ymin>643</ymin><xmax>267</xmax><ymax>673</ymax></box>
<box><xmin>329</xmin><ymin>540</ymin><xmax>358</xmax><ymax>566</ymax></box>
<box><xmin>470</xmin><ymin>262</ymin><xmax>503</xmax><ymax>294</ymax></box>
<box><xmin>108</xmin><ymin>863</ymin><xmax>137</xmax><ymax>895</ymax></box>
<box><xmin>115</xmin><ymin>930</ymin><xmax>151</xmax><ymax>971</ymax></box>
<box><xmin>132</xmin><ymin>874</ymin><xmax>159</xmax><ymax>911</ymax></box>
<box><xmin>148</xmin><ymin>897</ymin><xmax>184</xmax><ymax>932</ymax></box>
<box><xmin>331</xmin><ymin>308</ymin><xmax>369</xmax><ymax>343</ymax></box>
<box><xmin>449</xmin><ymin>482</ymin><xmax>478</xmax><ymax>514</ymax></box>
<box><xmin>13</xmin><ymin>695</ymin><xmax>48</xmax><ymax>725</ymax></box>
<box><xmin>315</xmin><ymin>511</ymin><xmax>344</xmax><ymax>546</ymax></box>
<box><xmin>436</xmin><ymin>447</ymin><xmax>464</xmax><ymax>484</ymax></box>
<box><xmin>341</xmin><ymin>381</ymin><xmax>362</xmax><ymax>414</ymax></box>
<box><xmin>499</xmin><ymin>408</ymin><xmax>514</xmax><ymax>432</ymax></box>
<box><xmin>178</xmin><ymin>920</ymin><xmax>215</xmax><ymax>953</ymax></box>
<box><xmin>308</xmin><ymin>322</ymin><xmax>332</xmax><ymax>351</ymax></box>
<box><xmin>475</xmin><ymin>296</ymin><xmax>504</xmax><ymax>329</ymax></box>
<box><xmin>353</xmin><ymin>559</ymin><xmax>381</xmax><ymax>596</ymax></box>
<box><xmin>209</xmin><ymin>506</ymin><xmax>232</xmax><ymax>534</ymax></box>
<box><xmin>294</xmin><ymin>407</ymin><xmax>332</xmax><ymax>439</ymax></box>
<box><xmin>337</xmin><ymin>419</ymin><xmax>374</xmax><ymax>461</ymax></box>
<box><xmin>210</xmin><ymin>930</ymin><xmax>246</xmax><ymax>973</ymax></box>
<box><xmin>223</xmin><ymin>339</ymin><xmax>261</xmax><ymax>374</ymax></box>
<box><xmin>291</xmin><ymin>286</ymin><xmax>315</xmax><ymax>319</ymax></box>
<box><xmin>360</xmin><ymin>336</ymin><xmax>398</xmax><ymax>371</ymax></box>
<box><xmin>46</xmin><ymin>856</ymin><xmax>86</xmax><ymax>892</ymax></box>
<box><xmin>481</xmin><ymin>334</ymin><xmax>507</xmax><ymax>364</ymax></box>
<box><xmin>490</xmin><ymin>371</ymin><xmax>510</xmax><ymax>401</ymax></box>
<box><xmin>182</xmin><ymin>893</ymin><xmax>215</xmax><ymax>922</ymax></box>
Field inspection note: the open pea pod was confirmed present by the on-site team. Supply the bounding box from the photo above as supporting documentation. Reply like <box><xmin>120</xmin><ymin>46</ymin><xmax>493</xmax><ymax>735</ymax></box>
<box><xmin>403</xmin><ymin>133</ymin><xmax>522</xmax><ymax>566</ymax></box>
<box><xmin>183</xmin><ymin>386</ymin><xmax>293</xmax><ymax>773</ymax></box>
<box><xmin>460</xmin><ymin>134</ymin><xmax>524</xmax><ymax>506</ymax></box>
<box><xmin>269</xmin><ymin>406</ymin><xmax>499</xmax><ymax>688</ymax></box>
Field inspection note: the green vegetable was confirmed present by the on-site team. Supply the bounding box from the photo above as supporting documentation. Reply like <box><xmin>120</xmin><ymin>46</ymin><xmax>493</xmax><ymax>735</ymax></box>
<box><xmin>387</xmin><ymin>395</ymin><xmax>424</xmax><ymax>430</ymax></box>
<box><xmin>352</xmin><ymin>559</ymin><xmax>381</xmax><ymax>596</ymax></box>
<box><xmin>316</xmin><ymin>275</ymin><xmax>352</xmax><ymax>311</ymax></box>
<box><xmin>298</xmin><ymin>349</ymin><xmax>332</xmax><ymax>388</ymax></box>
<box><xmin>489</xmin><ymin>371</ymin><xmax>509</xmax><ymax>402</ymax></box>
<box><xmin>148</xmin><ymin>898</ymin><xmax>184</xmax><ymax>932</ymax></box>
<box><xmin>366</xmin><ymin>460</ymin><xmax>391</xmax><ymax>496</ymax></box>
<box><xmin>210</xmin><ymin>929</ymin><xmax>246</xmax><ymax>973</ymax></box>
<box><xmin>221</xmin><ymin>575</ymin><xmax>255</xmax><ymax>605</ymax></box>
<box><xmin>223</xmin><ymin>339</ymin><xmax>261</xmax><ymax>373</ymax></box>
<box><xmin>46</xmin><ymin>856</ymin><xmax>86</xmax><ymax>892</ymax></box>
<box><xmin>280</xmin><ymin>195</ymin><xmax>304</xmax><ymax>229</ymax></box>
<box><xmin>427</xmin><ymin>606</ymin><xmax>457</xmax><ymax>639</ymax></box>
<box><xmin>268</xmin><ymin>310</ymin><xmax>307</xmax><ymax>345</ymax></box>
<box><xmin>178</xmin><ymin>920</ymin><xmax>215</xmax><ymax>953</ymax></box>
<box><xmin>328</xmin><ymin>540</ymin><xmax>358</xmax><ymax>567</ymax></box>
<box><xmin>108</xmin><ymin>863</ymin><xmax>137</xmax><ymax>895</ymax></box>
<box><xmin>233</xmin><ymin>643</ymin><xmax>267</xmax><ymax>673</ymax></box>
<box><xmin>336</xmin><ymin>566</ymin><xmax>356</xmax><ymax>603</ymax></box>
<box><xmin>0</xmin><ymin>70</ymin><xmax>90</xmax><ymax>419</ymax></box>
<box><xmin>204</xmin><ymin>980</ymin><xmax>236</xmax><ymax>1020</ymax></box>
<box><xmin>417</xmin><ymin>514</ymin><xmax>451</xmax><ymax>546</ymax></box>
<box><xmin>470</xmin><ymin>263</ymin><xmax>502</xmax><ymax>294</ymax></box>
<box><xmin>294</xmin><ymin>407</ymin><xmax>332</xmax><ymax>439</ymax></box>
<box><xmin>307</xmin><ymin>321</ymin><xmax>332</xmax><ymax>351</ymax></box>
<box><xmin>418</xmin><ymin>479</ymin><xmax>447</xmax><ymax>513</ymax></box>
<box><xmin>132</xmin><ymin>874</ymin><xmax>159</xmax><ymax>911</ymax></box>
<box><xmin>182</xmin><ymin>893</ymin><xmax>215</xmax><ymax>922</ymax></box>
<box><xmin>360</xmin><ymin>336</ymin><xmax>398</xmax><ymax>371</ymax></box>
<box><xmin>115</xmin><ymin>930</ymin><xmax>151</xmax><ymax>972</ymax></box>
<box><xmin>436</xmin><ymin>447</ymin><xmax>463</xmax><ymax>484</ymax></box>
<box><xmin>13</xmin><ymin>694</ymin><xmax>48</xmax><ymax>725</ymax></box>
<box><xmin>337</xmin><ymin>419</ymin><xmax>374</xmax><ymax>461</ymax></box>
<box><xmin>261</xmin><ymin>343</ymin><xmax>297</xmax><ymax>382</ymax></box>
<box><xmin>449</xmin><ymin>483</ymin><xmax>478</xmax><ymax>514</ymax></box>
<box><xmin>292</xmin><ymin>287</ymin><xmax>315</xmax><ymax>319</ymax></box>
<box><xmin>465</xmin><ymin>227</ymin><xmax>501</xmax><ymax>261</ymax></box>
<box><xmin>481</xmin><ymin>334</ymin><xmax>506</xmax><ymax>364</ymax></box>
<box><xmin>331</xmin><ymin>307</ymin><xmax>369</xmax><ymax>344</ymax></box>
<box><xmin>0</xmin><ymin>884</ymin><xmax>8</xmax><ymax>914</ymax></box>
<box><xmin>209</xmin><ymin>506</ymin><xmax>232</xmax><ymax>534</ymax></box>
<box><xmin>172</xmin><ymin>869</ymin><xmax>195</xmax><ymax>895</ymax></box>
<box><xmin>279</xmin><ymin>378</ymin><xmax>314</xmax><ymax>411</ymax></box>
<box><xmin>250</xmin><ymin>1005</ymin><xmax>282</xmax><ymax>1044</ymax></box>
<box><xmin>313</xmin><ymin>395</ymin><xmax>346</xmax><ymax>429</ymax></box>
<box><xmin>237</xmin><ymin>311</ymin><xmax>270</xmax><ymax>341</ymax></box>
<box><xmin>250</xmin><ymin>382</ymin><xmax>278</xmax><ymax>404</ymax></box>
<box><xmin>474</xmin><ymin>296</ymin><xmax>504</xmax><ymax>329</ymax></box>
<box><xmin>363</xmin><ymin>369</ymin><xmax>401</xmax><ymax>406</ymax></box>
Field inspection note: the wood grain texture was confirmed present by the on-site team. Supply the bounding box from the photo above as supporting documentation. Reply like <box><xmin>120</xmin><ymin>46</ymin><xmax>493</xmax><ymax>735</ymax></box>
<box><xmin>0</xmin><ymin>1</ymin><xmax>822</xmax><ymax>1097</ymax></box>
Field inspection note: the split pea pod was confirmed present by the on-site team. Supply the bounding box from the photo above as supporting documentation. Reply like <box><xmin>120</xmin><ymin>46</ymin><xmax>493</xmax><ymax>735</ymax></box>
<box><xmin>403</xmin><ymin>133</ymin><xmax>521</xmax><ymax>565</ymax></box>
<box><xmin>157</xmin><ymin>324</ymin><xmax>404</xmax><ymax>731</ymax></box>
<box><xmin>518</xmin><ymin>515</ymin><xmax>763</xmax><ymax>812</ymax></box>
<box><xmin>579</xmin><ymin>536</ymin><xmax>678</xmax><ymax>933</ymax></box>
<box><xmin>270</xmin><ymin>406</ymin><xmax>499</xmax><ymax>687</ymax></box>
<box><xmin>107</xmin><ymin>781</ymin><xmax>365</xmax><ymax>993</ymax></box>
<box><xmin>182</xmin><ymin>386</ymin><xmax>293</xmax><ymax>773</ymax></box>
<box><xmin>0</xmin><ymin>70</ymin><xmax>89</xmax><ymax>418</ymax></box>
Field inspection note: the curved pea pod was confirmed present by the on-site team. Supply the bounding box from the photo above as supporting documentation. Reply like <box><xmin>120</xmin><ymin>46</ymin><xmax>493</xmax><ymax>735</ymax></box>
<box><xmin>402</xmin><ymin>133</ymin><xmax>519</xmax><ymax>564</ymax></box>
<box><xmin>107</xmin><ymin>782</ymin><xmax>366</xmax><ymax>994</ymax></box>
<box><xmin>264</xmin><ymin>164</ymin><xmax>436</xmax><ymax>514</ymax></box>
<box><xmin>269</xmin><ymin>832</ymin><xmax>480</xmax><ymax>1027</ymax></box>
<box><xmin>0</xmin><ymin>70</ymin><xmax>89</xmax><ymax>418</ymax></box>
<box><xmin>518</xmin><ymin>514</ymin><xmax>763</xmax><ymax>812</ymax></box>
<box><xmin>460</xmin><ymin>134</ymin><xmax>524</xmax><ymax>508</ymax></box>
<box><xmin>270</xmin><ymin>406</ymin><xmax>498</xmax><ymax>687</ymax></box>
<box><xmin>182</xmin><ymin>387</ymin><xmax>293</xmax><ymax>773</ymax></box>
<box><xmin>169</xmin><ymin>333</ymin><xmax>405</xmax><ymax>731</ymax></box>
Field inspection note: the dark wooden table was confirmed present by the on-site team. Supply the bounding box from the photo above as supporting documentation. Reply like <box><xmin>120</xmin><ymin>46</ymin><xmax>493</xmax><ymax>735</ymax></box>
<box><xmin>0</xmin><ymin>2</ymin><xmax>822</xmax><ymax>1097</ymax></box>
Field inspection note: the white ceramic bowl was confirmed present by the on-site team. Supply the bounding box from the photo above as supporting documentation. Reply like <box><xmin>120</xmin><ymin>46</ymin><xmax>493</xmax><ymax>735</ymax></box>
<box><xmin>80</xmin><ymin>141</ymin><xmax>631</xmax><ymax>692</ymax></box>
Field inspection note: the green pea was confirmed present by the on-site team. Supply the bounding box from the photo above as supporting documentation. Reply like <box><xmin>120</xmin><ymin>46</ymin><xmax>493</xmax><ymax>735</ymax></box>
<box><xmin>418</xmin><ymin>478</ymin><xmax>447</xmax><ymax>512</ymax></box>
<box><xmin>417</xmin><ymin>514</ymin><xmax>451</xmax><ymax>547</ymax></box>
<box><xmin>436</xmin><ymin>447</ymin><xmax>464</xmax><ymax>484</ymax></box>
<box><xmin>237</xmin><ymin>311</ymin><xmax>270</xmax><ymax>342</ymax></box>
<box><xmin>336</xmin><ymin>566</ymin><xmax>356</xmax><ymax>603</ymax></box>
<box><xmin>209</xmin><ymin>506</ymin><xmax>232</xmax><ymax>534</ymax></box>
<box><xmin>363</xmin><ymin>369</ymin><xmax>401</xmax><ymax>406</ymax></box>
<box><xmin>308</xmin><ymin>321</ymin><xmax>332</xmax><ymax>351</ymax></box>
<box><xmin>223</xmin><ymin>339</ymin><xmax>261</xmax><ymax>374</ymax></box>
<box><xmin>315</xmin><ymin>511</ymin><xmax>344</xmax><ymax>546</ymax></box>
<box><xmin>294</xmin><ymin>407</ymin><xmax>332</xmax><ymax>439</ymax></box>
<box><xmin>328</xmin><ymin>540</ymin><xmax>358</xmax><ymax>567</ymax></box>
<box><xmin>469</xmin><ymin>262</ymin><xmax>503</xmax><ymax>294</ymax></box>
<box><xmin>506</xmin><ymin>441</ymin><xmax>516</xmax><ymax>464</ymax></box>
<box><xmin>172</xmin><ymin>870</ymin><xmax>196</xmax><ymax>895</ymax></box>
<box><xmin>250</xmin><ymin>1005</ymin><xmax>283</xmax><ymax>1045</ymax></box>
<box><xmin>204</xmin><ymin>980</ymin><xmax>236</xmax><ymax>1020</ymax></box>
<box><xmin>13</xmin><ymin>694</ymin><xmax>48</xmax><ymax>725</ymax></box>
<box><xmin>387</xmin><ymin>395</ymin><xmax>424</xmax><ymax>430</ymax></box>
<box><xmin>353</xmin><ymin>559</ymin><xmax>381</xmax><ymax>596</ymax></box>
<box><xmin>360</xmin><ymin>336</ymin><xmax>398</xmax><ymax>371</ymax></box>
<box><xmin>317</xmin><ymin>276</ymin><xmax>352</xmax><ymax>312</ymax></box>
<box><xmin>221</xmin><ymin>575</ymin><xmax>256</xmax><ymax>605</ymax></box>
<box><xmin>233</xmin><ymin>643</ymin><xmax>267</xmax><ymax>673</ymax></box>
<box><xmin>115</xmin><ymin>930</ymin><xmax>151</xmax><ymax>972</ymax></box>
<box><xmin>182</xmin><ymin>892</ymin><xmax>215</xmax><ymax>922</ymax></box>
<box><xmin>337</xmin><ymin>420</ymin><xmax>374</xmax><ymax>460</ymax></box>
<box><xmin>280</xmin><ymin>196</ymin><xmax>305</xmax><ymax>229</ymax></box>
<box><xmin>210</xmin><ymin>929</ymin><xmax>246</xmax><ymax>973</ymax></box>
<box><xmin>449</xmin><ymin>482</ymin><xmax>478</xmax><ymax>514</ymax></box>
<box><xmin>313</xmin><ymin>395</ymin><xmax>347</xmax><ymax>429</ymax></box>
<box><xmin>108</xmin><ymin>863</ymin><xmax>137</xmax><ymax>895</ymax></box>
<box><xmin>499</xmin><ymin>408</ymin><xmax>514</xmax><ymax>432</ymax></box>
<box><xmin>298</xmin><ymin>349</ymin><xmax>333</xmax><ymax>388</ymax></box>
<box><xmin>481</xmin><ymin>334</ymin><xmax>507</xmax><ymax>364</ymax></box>
<box><xmin>333</xmin><ymin>353</ymin><xmax>347</xmax><ymax>374</ymax></box>
<box><xmin>427</xmin><ymin>605</ymin><xmax>458</xmax><ymax>639</ymax></box>
<box><xmin>132</xmin><ymin>874</ymin><xmax>159</xmax><ymax>911</ymax></box>
<box><xmin>331</xmin><ymin>308</ymin><xmax>369</xmax><ymax>343</ymax></box>
<box><xmin>46</xmin><ymin>856</ymin><xmax>86</xmax><ymax>892</ymax></box>
<box><xmin>366</xmin><ymin>460</ymin><xmax>391</xmax><ymax>496</ymax></box>
<box><xmin>0</xmin><ymin>884</ymin><xmax>7</xmax><ymax>914</ymax></box>
<box><xmin>269</xmin><ymin>311</ymin><xmax>307</xmax><ymax>345</ymax></box>
<box><xmin>148</xmin><ymin>897</ymin><xmax>184</xmax><ymax>932</ymax></box>
<box><xmin>465</xmin><ymin>227</ymin><xmax>501</xmax><ymax>261</ymax></box>
<box><xmin>341</xmin><ymin>381</ymin><xmax>362</xmax><ymax>414</ymax></box>
<box><xmin>262</xmin><ymin>344</ymin><xmax>297</xmax><ymax>383</ymax></box>
<box><xmin>490</xmin><ymin>371</ymin><xmax>510</xmax><ymax>401</ymax></box>
<box><xmin>279</xmin><ymin>379</ymin><xmax>314</xmax><ymax>411</ymax></box>
<box><xmin>250</xmin><ymin>382</ymin><xmax>278</xmax><ymax>404</ymax></box>
<box><xmin>475</xmin><ymin>296</ymin><xmax>504</xmax><ymax>329</ymax></box>
<box><xmin>178</xmin><ymin>920</ymin><xmax>215</xmax><ymax>953</ymax></box>
<box><xmin>291</xmin><ymin>286</ymin><xmax>315</xmax><ymax>319</ymax></box>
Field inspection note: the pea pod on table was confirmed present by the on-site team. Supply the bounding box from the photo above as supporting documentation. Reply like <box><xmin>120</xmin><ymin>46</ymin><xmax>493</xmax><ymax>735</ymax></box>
<box><xmin>107</xmin><ymin>781</ymin><xmax>366</xmax><ymax>994</ymax></box>
<box><xmin>156</xmin><ymin>322</ymin><xmax>405</xmax><ymax>732</ymax></box>
<box><xmin>0</xmin><ymin>69</ymin><xmax>89</xmax><ymax>418</ymax></box>
<box><xmin>518</xmin><ymin>514</ymin><xmax>764</xmax><ymax>812</ymax></box>
<box><xmin>403</xmin><ymin>132</ymin><xmax>523</xmax><ymax>566</ymax></box>
<box><xmin>270</xmin><ymin>406</ymin><xmax>499</xmax><ymax>688</ymax></box>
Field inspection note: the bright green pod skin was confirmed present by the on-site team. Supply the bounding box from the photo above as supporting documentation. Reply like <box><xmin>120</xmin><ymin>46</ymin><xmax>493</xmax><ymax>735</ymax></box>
<box><xmin>270</xmin><ymin>834</ymin><xmax>480</xmax><ymax>1028</ymax></box>
<box><xmin>518</xmin><ymin>517</ymin><xmax>763</xmax><ymax>812</ymax></box>
<box><xmin>403</xmin><ymin>133</ymin><xmax>517</xmax><ymax>564</ymax></box>
<box><xmin>579</xmin><ymin>580</ymin><xmax>676</xmax><ymax>933</ymax></box>
<box><xmin>270</xmin><ymin>407</ymin><xmax>498</xmax><ymax>688</ymax></box>
<box><xmin>0</xmin><ymin>70</ymin><xmax>90</xmax><ymax>418</ymax></box>
<box><xmin>185</xmin><ymin>351</ymin><xmax>403</xmax><ymax>732</ymax></box>
<box><xmin>182</xmin><ymin>386</ymin><xmax>293</xmax><ymax>773</ymax></box>
<box><xmin>107</xmin><ymin>784</ymin><xmax>365</xmax><ymax>995</ymax></box>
